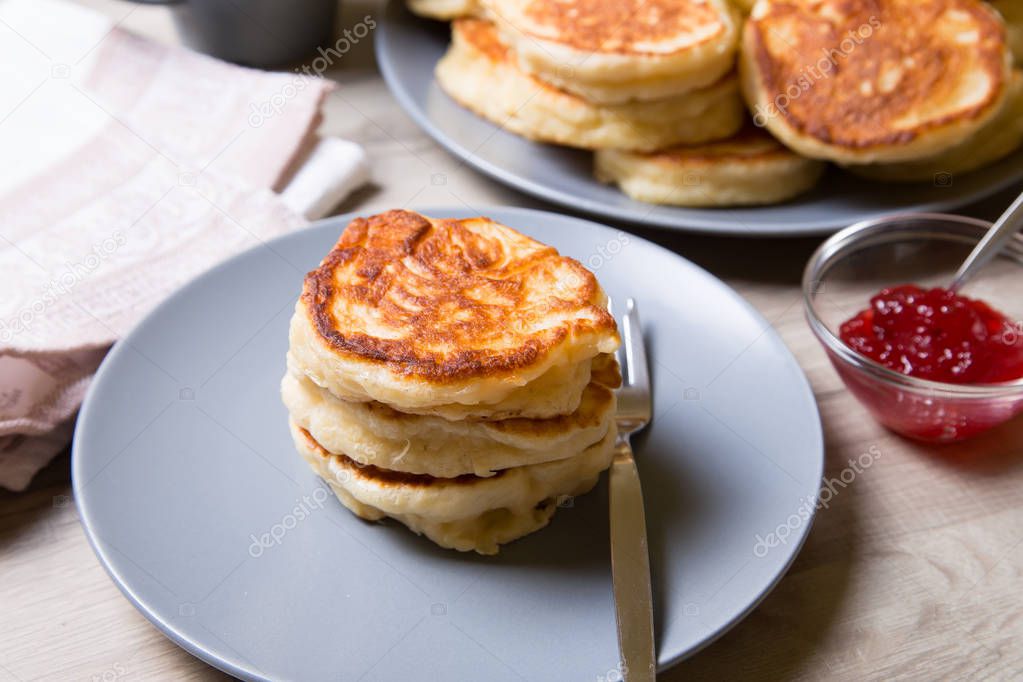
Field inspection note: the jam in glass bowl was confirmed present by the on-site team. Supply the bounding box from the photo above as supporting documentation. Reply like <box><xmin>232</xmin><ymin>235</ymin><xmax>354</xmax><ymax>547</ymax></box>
<box><xmin>803</xmin><ymin>213</ymin><xmax>1023</xmax><ymax>443</ymax></box>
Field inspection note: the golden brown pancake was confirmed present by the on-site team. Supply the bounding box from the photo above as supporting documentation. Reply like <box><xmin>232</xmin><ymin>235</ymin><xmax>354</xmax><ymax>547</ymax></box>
<box><xmin>848</xmin><ymin>69</ymin><xmax>1023</xmax><ymax>180</ymax></box>
<box><xmin>742</xmin><ymin>0</ymin><xmax>1012</xmax><ymax>163</ymax></box>
<box><xmin>291</xmin><ymin>420</ymin><xmax>617</xmax><ymax>554</ymax></box>
<box><xmin>288</xmin><ymin>210</ymin><xmax>619</xmax><ymax>417</ymax></box>
<box><xmin>435</xmin><ymin>18</ymin><xmax>745</xmax><ymax>151</ymax></box>
<box><xmin>517</xmin><ymin>0</ymin><xmax>728</xmax><ymax>54</ymax></box>
<box><xmin>487</xmin><ymin>0</ymin><xmax>740</xmax><ymax>103</ymax></box>
<box><xmin>595</xmin><ymin>123</ymin><xmax>825</xmax><ymax>206</ymax></box>
<box><xmin>282</xmin><ymin>353</ymin><xmax>620</xmax><ymax>477</ymax></box>
<box><xmin>296</xmin><ymin>424</ymin><xmax>497</xmax><ymax>488</ymax></box>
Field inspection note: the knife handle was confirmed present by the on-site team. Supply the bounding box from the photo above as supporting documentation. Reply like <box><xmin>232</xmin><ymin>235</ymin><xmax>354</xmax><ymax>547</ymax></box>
<box><xmin>609</xmin><ymin>439</ymin><xmax>656</xmax><ymax>682</ymax></box>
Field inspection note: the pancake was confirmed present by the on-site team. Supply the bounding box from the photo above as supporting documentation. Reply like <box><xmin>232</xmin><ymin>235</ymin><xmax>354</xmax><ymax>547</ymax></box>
<box><xmin>287</xmin><ymin>339</ymin><xmax>596</xmax><ymax>420</ymax></box>
<box><xmin>849</xmin><ymin>69</ymin><xmax>1023</xmax><ymax>181</ymax></box>
<box><xmin>407</xmin><ymin>0</ymin><xmax>478</xmax><ymax>20</ymax></box>
<box><xmin>595</xmin><ymin>124</ymin><xmax>825</xmax><ymax>206</ymax></box>
<box><xmin>291</xmin><ymin>420</ymin><xmax>616</xmax><ymax>554</ymax></box>
<box><xmin>282</xmin><ymin>354</ymin><xmax>619</xmax><ymax>478</ymax></box>
<box><xmin>741</xmin><ymin>0</ymin><xmax>1013</xmax><ymax>164</ymax></box>
<box><xmin>487</xmin><ymin>0</ymin><xmax>741</xmax><ymax>104</ymax></box>
<box><xmin>288</xmin><ymin>210</ymin><xmax>619</xmax><ymax>419</ymax></box>
<box><xmin>989</xmin><ymin>0</ymin><xmax>1023</xmax><ymax>64</ymax></box>
<box><xmin>435</xmin><ymin>18</ymin><xmax>745</xmax><ymax>151</ymax></box>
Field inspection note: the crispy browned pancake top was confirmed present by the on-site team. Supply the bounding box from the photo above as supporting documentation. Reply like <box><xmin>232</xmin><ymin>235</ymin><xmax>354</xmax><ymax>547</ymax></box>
<box><xmin>521</xmin><ymin>0</ymin><xmax>727</xmax><ymax>55</ymax></box>
<box><xmin>301</xmin><ymin>210</ymin><xmax>617</xmax><ymax>382</ymax></box>
<box><xmin>747</xmin><ymin>0</ymin><xmax>1007</xmax><ymax>149</ymax></box>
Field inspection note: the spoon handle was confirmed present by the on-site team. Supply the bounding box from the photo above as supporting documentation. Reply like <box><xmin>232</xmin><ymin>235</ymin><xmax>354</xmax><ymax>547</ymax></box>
<box><xmin>950</xmin><ymin>191</ymin><xmax>1023</xmax><ymax>292</ymax></box>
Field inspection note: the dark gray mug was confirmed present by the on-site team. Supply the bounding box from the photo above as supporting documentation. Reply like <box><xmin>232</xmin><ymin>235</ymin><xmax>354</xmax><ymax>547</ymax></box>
<box><xmin>131</xmin><ymin>0</ymin><xmax>337</xmax><ymax>68</ymax></box>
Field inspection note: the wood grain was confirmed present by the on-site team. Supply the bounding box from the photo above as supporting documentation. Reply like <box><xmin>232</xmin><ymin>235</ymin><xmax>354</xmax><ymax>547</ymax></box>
<box><xmin>2</xmin><ymin>1</ymin><xmax>1021</xmax><ymax>679</ymax></box>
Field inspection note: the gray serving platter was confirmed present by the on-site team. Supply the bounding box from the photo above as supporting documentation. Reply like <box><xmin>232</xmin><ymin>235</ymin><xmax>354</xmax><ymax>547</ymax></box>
<box><xmin>376</xmin><ymin>0</ymin><xmax>1023</xmax><ymax>236</ymax></box>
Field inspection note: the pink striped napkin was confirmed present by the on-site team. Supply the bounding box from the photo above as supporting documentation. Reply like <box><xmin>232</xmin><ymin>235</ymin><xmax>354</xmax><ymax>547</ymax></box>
<box><xmin>0</xmin><ymin>2</ymin><xmax>368</xmax><ymax>490</ymax></box>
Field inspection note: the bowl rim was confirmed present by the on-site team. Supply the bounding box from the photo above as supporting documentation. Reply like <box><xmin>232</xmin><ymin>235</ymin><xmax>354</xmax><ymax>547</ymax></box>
<box><xmin>803</xmin><ymin>211</ymin><xmax>1023</xmax><ymax>396</ymax></box>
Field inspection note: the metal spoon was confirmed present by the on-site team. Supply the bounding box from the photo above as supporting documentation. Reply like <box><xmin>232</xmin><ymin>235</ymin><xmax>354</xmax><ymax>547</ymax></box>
<box><xmin>950</xmin><ymin>190</ymin><xmax>1023</xmax><ymax>292</ymax></box>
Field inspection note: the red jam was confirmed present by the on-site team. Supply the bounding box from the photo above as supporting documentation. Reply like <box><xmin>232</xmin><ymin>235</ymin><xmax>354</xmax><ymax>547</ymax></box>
<box><xmin>840</xmin><ymin>285</ymin><xmax>1023</xmax><ymax>384</ymax></box>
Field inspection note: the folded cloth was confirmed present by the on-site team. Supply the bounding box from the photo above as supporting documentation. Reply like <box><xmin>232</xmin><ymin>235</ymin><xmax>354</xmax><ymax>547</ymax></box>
<box><xmin>0</xmin><ymin>0</ymin><xmax>369</xmax><ymax>490</ymax></box>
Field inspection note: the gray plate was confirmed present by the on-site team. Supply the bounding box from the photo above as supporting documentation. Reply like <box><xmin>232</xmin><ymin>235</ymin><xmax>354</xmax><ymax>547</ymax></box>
<box><xmin>73</xmin><ymin>207</ymin><xmax>824</xmax><ymax>680</ymax></box>
<box><xmin>375</xmin><ymin>0</ymin><xmax>1023</xmax><ymax>236</ymax></box>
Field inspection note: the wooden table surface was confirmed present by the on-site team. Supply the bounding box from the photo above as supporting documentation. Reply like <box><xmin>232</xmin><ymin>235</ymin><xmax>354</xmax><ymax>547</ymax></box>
<box><xmin>3</xmin><ymin>2</ymin><xmax>1022</xmax><ymax>680</ymax></box>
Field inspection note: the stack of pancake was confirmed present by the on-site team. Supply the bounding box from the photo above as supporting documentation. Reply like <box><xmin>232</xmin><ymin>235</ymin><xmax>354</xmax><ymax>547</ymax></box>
<box><xmin>414</xmin><ymin>0</ymin><xmax>1023</xmax><ymax>206</ymax></box>
<box><xmin>282</xmin><ymin>209</ymin><xmax>621</xmax><ymax>554</ymax></box>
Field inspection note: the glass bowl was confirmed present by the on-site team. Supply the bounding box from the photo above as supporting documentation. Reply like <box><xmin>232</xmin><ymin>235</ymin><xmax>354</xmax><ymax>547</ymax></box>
<box><xmin>803</xmin><ymin>213</ymin><xmax>1023</xmax><ymax>443</ymax></box>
